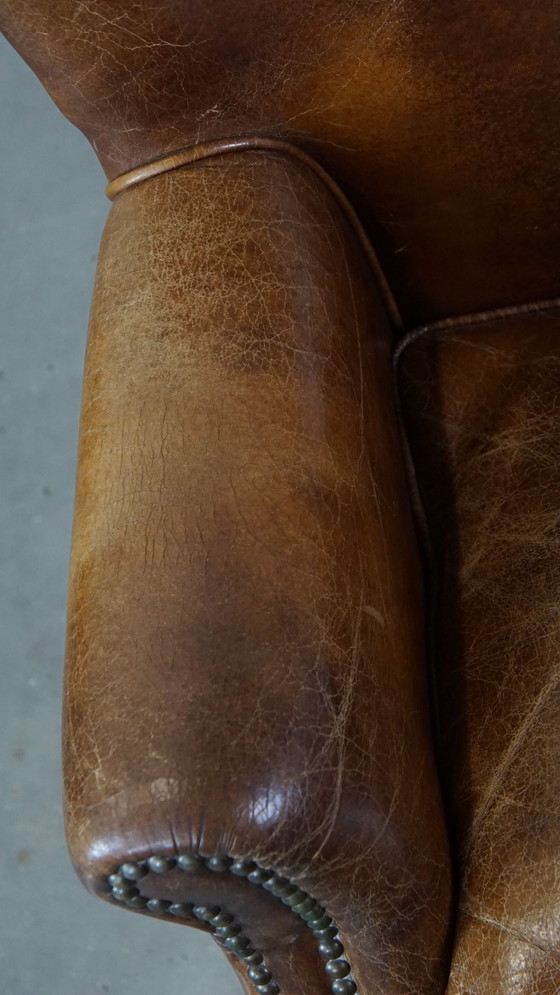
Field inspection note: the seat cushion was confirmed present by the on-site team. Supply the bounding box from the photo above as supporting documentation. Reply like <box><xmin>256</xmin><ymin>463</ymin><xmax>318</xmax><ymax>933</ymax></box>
<box><xmin>398</xmin><ymin>304</ymin><xmax>560</xmax><ymax>993</ymax></box>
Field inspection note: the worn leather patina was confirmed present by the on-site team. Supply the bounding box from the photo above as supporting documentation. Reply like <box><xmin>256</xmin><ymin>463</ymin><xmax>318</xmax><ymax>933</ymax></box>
<box><xmin>398</xmin><ymin>310</ymin><xmax>560</xmax><ymax>994</ymax></box>
<box><xmin>2</xmin><ymin>1</ymin><xmax>559</xmax><ymax>993</ymax></box>
<box><xmin>63</xmin><ymin>146</ymin><xmax>451</xmax><ymax>995</ymax></box>
<box><xmin>2</xmin><ymin>0</ymin><xmax>560</xmax><ymax>325</ymax></box>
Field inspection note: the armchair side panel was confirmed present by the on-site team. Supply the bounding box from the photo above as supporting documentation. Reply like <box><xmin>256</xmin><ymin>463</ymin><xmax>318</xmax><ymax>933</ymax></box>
<box><xmin>64</xmin><ymin>149</ymin><xmax>451</xmax><ymax>994</ymax></box>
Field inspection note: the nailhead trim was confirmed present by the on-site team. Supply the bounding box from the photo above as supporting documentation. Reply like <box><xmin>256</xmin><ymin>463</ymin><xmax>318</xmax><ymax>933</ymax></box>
<box><xmin>107</xmin><ymin>853</ymin><xmax>358</xmax><ymax>995</ymax></box>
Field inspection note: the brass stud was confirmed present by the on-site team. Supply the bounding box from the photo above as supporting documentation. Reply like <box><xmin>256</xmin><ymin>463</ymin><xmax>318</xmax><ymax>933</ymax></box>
<box><xmin>331</xmin><ymin>981</ymin><xmax>357</xmax><ymax>995</ymax></box>
<box><xmin>230</xmin><ymin>860</ymin><xmax>256</xmax><ymax>877</ymax></box>
<box><xmin>108</xmin><ymin>873</ymin><xmax>125</xmax><ymax>888</ymax></box>
<box><xmin>292</xmin><ymin>897</ymin><xmax>316</xmax><ymax>916</ymax></box>
<box><xmin>110</xmin><ymin>891</ymin><xmax>125</xmax><ymax>902</ymax></box>
<box><xmin>247</xmin><ymin>867</ymin><xmax>274</xmax><ymax>885</ymax></box>
<box><xmin>193</xmin><ymin>905</ymin><xmax>220</xmax><ymax>921</ymax></box>
<box><xmin>111</xmin><ymin>888</ymin><xmax>133</xmax><ymax>903</ymax></box>
<box><xmin>146</xmin><ymin>898</ymin><xmax>171</xmax><ymax>915</ymax></box>
<box><xmin>210</xmin><ymin>912</ymin><xmax>234</xmax><ymax>928</ymax></box>
<box><xmin>215</xmin><ymin>923</ymin><xmax>241</xmax><ymax>939</ymax></box>
<box><xmin>326</xmin><ymin>960</ymin><xmax>351</xmax><ymax>979</ymax></box>
<box><xmin>243</xmin><ymin>951</ymin><xmax>264</xmax><ymax>966</ymax></box>
<box><xmin>319</xmin><ymin>939</ymin><xmax>344</xmax><ymax>960</ymax></box>
<box><xmin>120</xmin><ymin>862</ymin><xmax>146</xmax><ymax>881</ymax></box>
<box><xmin>225</xmin><ymin>934</ymin><xmax>251</xmax><ymax>953</ymax></box>
<box><xmin>124</xmin><ymin>895</ymin><xmax>148</xmax><ymax>910</ymax></box>
<box><xmin>262</xmin><ymin>874</ymin><xmax>280</xmax><ymax>891</ymax></box>
<box><xmin>301</xmin><ymin>903</ymin><xmax>325</xmax><ymax>922</ymax></box>
<box><xmin>147</xmin><ymin>855</ymin><xmax>173</xmax><ymax>874</ymax></box>
<box><xmin>248</xmin><ymin>967</ymin><xmax>272</xmax><ymax>985</ymax></box>
<box><xmin>274</xmin><ymin>881</ymin><xmax>297</xmax><ymax>898</ymax></box>
<box><xmin>282</xmin><ymin>889</ymin><xmax>307</xmax><ymax>907</ymax></box>
<box><xmin>176</xmin><ymin>854</ymin><xmax>202</xmax><ymax>873</ymax></box>
<box><xmin>206</xmin><ymin>855</ymin><xmax>231</xmax><ymax>873</ymax></box>
<box><xmin>169</xmin><ymin>903</ymin><xmax>193</xmax><ymax>917</ymax></box>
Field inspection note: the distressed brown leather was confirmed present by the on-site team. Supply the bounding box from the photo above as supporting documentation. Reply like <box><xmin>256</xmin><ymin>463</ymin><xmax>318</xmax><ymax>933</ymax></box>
<box><xmin>2</xmin><ymin>0</ymin><xmax>560</xmax><ymax>325</ymax></box>
<box><xmin>63</xmin><ymin>150</ymin><xmax>451</xmax><ymax>993</ymax></box>
<box><xmin>3</xmin><ymin>1</ymin><xmax>560</xmax><ymax>993</ymax></box>
<box><xmin>398</xmin><ymin>309</ymin><xmax>560</xmax><ymax>993</ymax></box>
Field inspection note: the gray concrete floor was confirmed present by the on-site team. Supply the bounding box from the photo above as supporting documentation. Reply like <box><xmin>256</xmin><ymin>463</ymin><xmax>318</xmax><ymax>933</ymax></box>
<box><xmin>0</xmin><ymin>36</ymin><xmax>238</xmax><ymax>995</ymax></box>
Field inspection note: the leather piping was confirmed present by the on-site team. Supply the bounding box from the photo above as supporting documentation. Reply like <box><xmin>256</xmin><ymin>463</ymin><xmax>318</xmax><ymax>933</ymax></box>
<box><xmin>105</xmin><ymin>135</ymin><xmax>403</xmax><ymax>331</ymax></box>
<box><xmin>400</xmin><ymin>295</ymin><xmax>560</xmax><ymax>350</ymax></box>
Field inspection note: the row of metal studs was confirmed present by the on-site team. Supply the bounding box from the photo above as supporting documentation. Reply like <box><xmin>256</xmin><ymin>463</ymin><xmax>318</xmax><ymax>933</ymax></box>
<box><xmin>107</xmin><ymin>853</ymin><xmax>357</xmax><ymax>995</ymax></box>
<box><xmin>109</xmin><ymin>857</ymin><xmax>278</xmax><ymax>993</ymax></box>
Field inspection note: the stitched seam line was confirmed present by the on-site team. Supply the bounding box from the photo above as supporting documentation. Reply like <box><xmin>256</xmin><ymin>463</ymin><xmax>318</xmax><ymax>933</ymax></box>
<box><xmin>397</xmin><ymin>295</ymin><xmax>560</xmax><ymax>362</ymax></box>
<box><xmin>107</xmin><ymin>851</ymin><xmax>358</xmax><ymax>995</ymax></box>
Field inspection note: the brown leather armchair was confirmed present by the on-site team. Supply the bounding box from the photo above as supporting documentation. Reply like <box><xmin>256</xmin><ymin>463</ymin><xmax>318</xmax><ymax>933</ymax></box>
<box><xmin>2</xmin><ymin>3</ymin><xmax>559</xmax><ymax>993</ymax></box>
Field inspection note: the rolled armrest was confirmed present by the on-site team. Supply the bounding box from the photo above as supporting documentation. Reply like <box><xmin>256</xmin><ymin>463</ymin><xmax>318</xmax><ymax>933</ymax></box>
<box><xmin>64</xmin><ymin>145</ymin><xmax>451</xmax><ymax>994</ymax></box>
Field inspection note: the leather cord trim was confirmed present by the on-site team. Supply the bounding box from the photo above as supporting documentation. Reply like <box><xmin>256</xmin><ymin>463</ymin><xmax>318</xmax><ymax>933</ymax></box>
<box><xmin>107</xmin><ymin>852</ymin><xmax>358</xmax><ymax>995</ymax></box>
<box><xmin>400</xmin><ymin>295</ymin><xmax>560</xmax><ymax>350</ymax></box>
<box><xmin>105</xmin><ymin>135</ymin><xmax>403</xmax><ymax>331</ymax></box>
<box><xmin>107</xmin><ymin>139</ymin><xmax>560</xmax><ymax>340</ymax></box>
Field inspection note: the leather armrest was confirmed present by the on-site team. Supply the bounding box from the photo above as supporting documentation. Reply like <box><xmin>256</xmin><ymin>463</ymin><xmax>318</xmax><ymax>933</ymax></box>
<box><xmin>63</xmin><ymin>146</ymin><xmax>451</xmax><ymax>995</ymax></box>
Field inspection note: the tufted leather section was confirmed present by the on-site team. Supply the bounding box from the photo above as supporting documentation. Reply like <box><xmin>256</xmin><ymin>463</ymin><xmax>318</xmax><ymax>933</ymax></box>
<box><xmin>63</xmin><ymin>149</ymin><xmax>451</xmax><ymax>993</ymax></box>
<box><xmin>398</xmin><ymin>310</ymin><xmax>560</xmax><ymax>993</ymax></box>
<box><xmin>2</xmin><ymin>0</ymin><xmax>560</xmax><ymax>325</ymax></box>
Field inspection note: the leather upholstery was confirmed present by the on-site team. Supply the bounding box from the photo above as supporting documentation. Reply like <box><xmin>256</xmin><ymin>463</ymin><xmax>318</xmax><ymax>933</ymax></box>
<box><xmin>2</xmin><ymin>1</ymin><xmax>559</xmax><ymax>992</ymax></box>
<box><xmin>64</xmin><ymin>148</ymin><xmax>451</xmax><ymax>993</ymax></box>
<box><xmin>2</xmin><ymin>0</ymin><xmax>560</xmax><ymax>325</ymax></box>
<box><xmin>398</xmin><ymin>308</ymin><xmax>560</xmax><ymax>993</ymax></box>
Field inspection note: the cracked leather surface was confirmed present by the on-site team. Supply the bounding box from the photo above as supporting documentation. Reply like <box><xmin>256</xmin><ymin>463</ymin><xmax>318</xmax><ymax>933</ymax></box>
<box><xmin>398</xmin><ymin>310</ymin><xmax>560</xmax><ymax>994</ymax></box>
<box><xmin>3</xmin><ymin>2</ymin><xmax>560</xmax><ymax>991</ymax></box>
<box><xmin>63</xmin><ymin>151</ymin><xmax>451</xmax><ymax>993</ymax></box>
<box><xmin>2</xmin><ymin>0</ymin><xmax>560</xmax><ymax>324</ymax></box>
